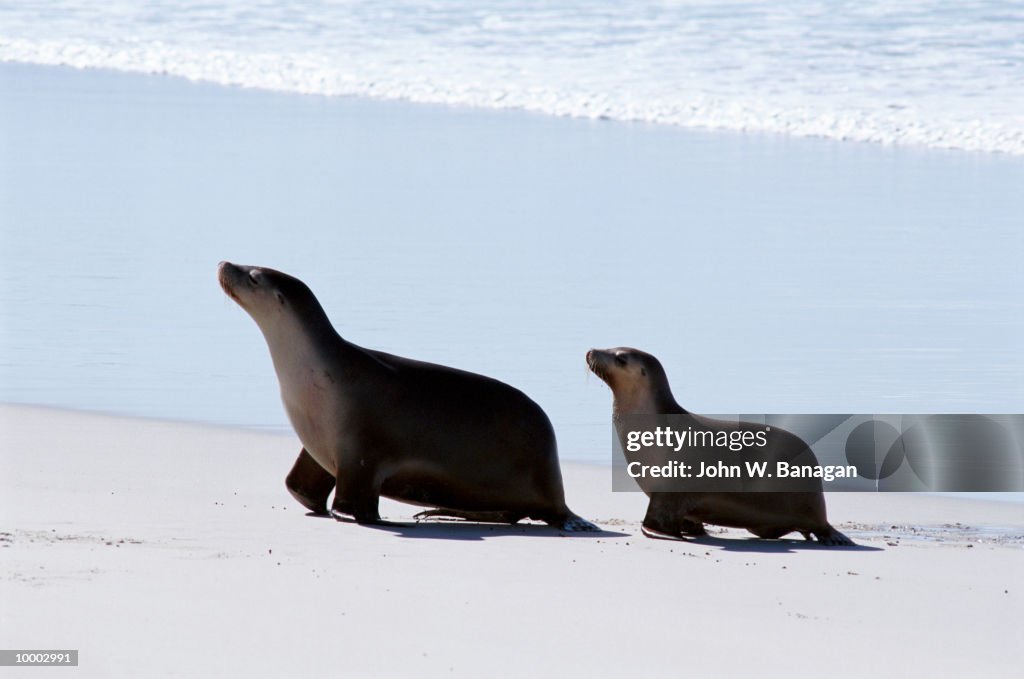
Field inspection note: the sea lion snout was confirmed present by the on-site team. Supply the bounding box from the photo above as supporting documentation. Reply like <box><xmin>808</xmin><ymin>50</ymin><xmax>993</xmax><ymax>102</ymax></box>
<box><xmin>218</xmin><ymin>261</ymin><xmax>266</xmax><ymax>309</ymax></box>
<box><xmin>217</xmin><ymin>261</ymin><xmax>242</xmax><ymax>298</ymax></box>
<box><xmin>217</xmin><ymin>261</ymin><xmax>245</xmax><ymax>288</ymax></box>
<box><xmin>586</xmin><ymin>349</ymin><xmax>611</xmax><ymax>379</ymax></box>
<box><xmin>587</xmin><ymin>348</ymin><xmax>629</xmax><ymax>383</ymax></box>
<box><xmin>217</xmin><ymin>260</ymin><xmax>243</xmax><ymax>275</ymax></box>
<box><xmin>587</xmin><ymin>347</ymin><xmax>677</xmax><ymax>413</ymax></box>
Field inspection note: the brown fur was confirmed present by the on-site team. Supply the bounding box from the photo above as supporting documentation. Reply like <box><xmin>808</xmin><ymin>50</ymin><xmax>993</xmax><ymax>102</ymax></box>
<box><xmin>217</xmin><ymin>261</ymin><xmax>598</xmax><ymax>531</ymax></box>
<box><xmin>587</xmin><ymin>347</ymin><xmax>853</xmax><ymax>545</ymax></box>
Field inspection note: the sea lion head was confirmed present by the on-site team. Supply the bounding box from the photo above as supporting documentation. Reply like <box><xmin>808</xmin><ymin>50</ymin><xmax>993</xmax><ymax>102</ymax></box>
<box><xmin>587</xmin><ymin>347</ymin><xmax>679</xmax><ymax>414</ymax></box>
<box><xmin>217</xmin><ymin>261</ymin><xmax>331</xmax><ymax>338</ymax></box>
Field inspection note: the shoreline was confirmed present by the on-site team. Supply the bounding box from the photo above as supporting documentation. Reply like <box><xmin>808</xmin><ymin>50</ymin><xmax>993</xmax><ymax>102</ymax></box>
<box><xmin>3</xmin><ymin>402</ymin><xmax>1023</xmax><ymax>507</ymax></box>
<box><xmin>3</xmin><ymin>401</ymin><xmax>1023</xmax><ymax>539</ymax></box>
<box><xmin>4</xmin><ymin>401</ymin><xmax>1022</xmax><ymax>528</ymax></box>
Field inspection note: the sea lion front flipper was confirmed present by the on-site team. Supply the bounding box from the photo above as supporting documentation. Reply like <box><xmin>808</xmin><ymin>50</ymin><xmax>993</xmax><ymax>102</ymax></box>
<box><xmin>329</xmin><ymin>501</ymin><xmax>383</xmax><ymax>525</ymax></box>
<box><xmin>640</xmin><ymin>517</ymin><xmax>703</xmax><ymax>540</ymax></box>
<box><xmin>285</xmin><ymin>447</ymin><xmax>335</xmax><ymax>516</ymax></box>
<box><xmin>330</xmin><ymin>464</ymin><xmax>382</xmax><ymax>525</ymax></box>
<box><xmin>678</xmin><ymin>519</ymin><xmax>707</xmax><ymax>537</ymax></box>
<box><xmin>639</xmin><ymin>492</ymin><xmax>700</xmax><ymax>540</ymax></box>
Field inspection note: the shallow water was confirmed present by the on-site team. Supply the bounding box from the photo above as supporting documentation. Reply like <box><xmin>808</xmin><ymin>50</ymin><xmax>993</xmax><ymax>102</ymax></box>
<box><xmin>3</xmin><ymin>0</ymin><xmax>1023</xmax><ymax>153</ymax></box>
<box><xmin>1</xmin><ymin>64</ymin><xmax>1022</xmax><ymax>462</ymax></box>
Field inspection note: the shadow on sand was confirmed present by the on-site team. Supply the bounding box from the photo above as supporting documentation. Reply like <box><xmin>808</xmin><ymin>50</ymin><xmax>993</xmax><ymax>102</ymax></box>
<box><xmin>311</xmin><ymin>513</ymin><xmax>879</xmax><ymax>548</ymax></box>
<box><xmin>680</xmin><ymin>535</ymin><xmax>883</xmax><ymax>554</ymax></box>
<box><xmin>316</xmin><ymin>513</ymin><xmax>628</xmax><ymax>541</ymax></box>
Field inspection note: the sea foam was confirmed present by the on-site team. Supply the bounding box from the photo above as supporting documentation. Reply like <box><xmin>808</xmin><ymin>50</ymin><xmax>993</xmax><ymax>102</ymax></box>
<box><xmin>2</xmin><ymin>1</ymin><xmax>1023</xmax><ymax>154</ymax></box>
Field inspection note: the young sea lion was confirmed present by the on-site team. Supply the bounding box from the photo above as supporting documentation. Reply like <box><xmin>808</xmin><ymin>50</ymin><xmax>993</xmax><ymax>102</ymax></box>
<box><xmin>588</xmin><ymin>347</ymin><xmax>853</xmax><ymax>545</ymax></box>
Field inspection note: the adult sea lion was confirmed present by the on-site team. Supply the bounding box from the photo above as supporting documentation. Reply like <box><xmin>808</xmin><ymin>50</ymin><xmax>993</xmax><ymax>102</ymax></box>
<box><xmin>587</xmin><ymin>347</ymin><xmax>853</xmax><ymax>545</ymax></box>
<box><xmin>217</xmin><ymin>261</ymin><xmax>597</xmax><ymax>531</ymax></box>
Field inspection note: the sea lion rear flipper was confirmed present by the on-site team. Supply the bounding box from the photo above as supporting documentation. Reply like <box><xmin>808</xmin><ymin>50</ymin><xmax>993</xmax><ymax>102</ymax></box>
<box><xmin>555</xmin><ymin>512</ymin><xmax>600</xmax><ymax>533</ymax></box>
<box><xmin>413</xmin><ymin>509</ymin><xmax>523</xmax><ymax>524</ymax></box>
<box><xmin>813</xmin><ymin>525</ymin><xmax>856</xmax><ymax>547</ymax></box>
<box><xmin>640</xmin><ymin>524</ymin><xmax>686</xmax><ymax>541</ymax></box>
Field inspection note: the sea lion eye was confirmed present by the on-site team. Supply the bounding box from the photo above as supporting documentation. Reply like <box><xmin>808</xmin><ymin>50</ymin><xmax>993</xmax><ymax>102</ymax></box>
<box><xmin>248</xmin><ymin>270</ymin><xmax>259</xmax><ymax>285</ymax></box>
<box><xmin>614</xmin><ymin>355</ymin><xmax>627</xmax><ymax>367</ymax></box>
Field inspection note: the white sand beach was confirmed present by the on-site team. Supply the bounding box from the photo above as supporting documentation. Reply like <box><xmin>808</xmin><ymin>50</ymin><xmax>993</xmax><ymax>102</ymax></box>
<box><xmin>2</xmin><ymin>404</ymin><xmax>1021</xmax><ymax>677</ymax></box>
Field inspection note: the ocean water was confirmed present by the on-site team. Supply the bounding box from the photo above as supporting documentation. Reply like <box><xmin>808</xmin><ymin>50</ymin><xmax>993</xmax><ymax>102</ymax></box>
<box><xmin>2</xmin><ymin>0</ymin><xmax>1023</xmax><ymax>154</ymax></box>
<box><xmin>2</xmin><ymin>63</ymin><xmax>1022</xmax><ymax>465</ymax></box>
